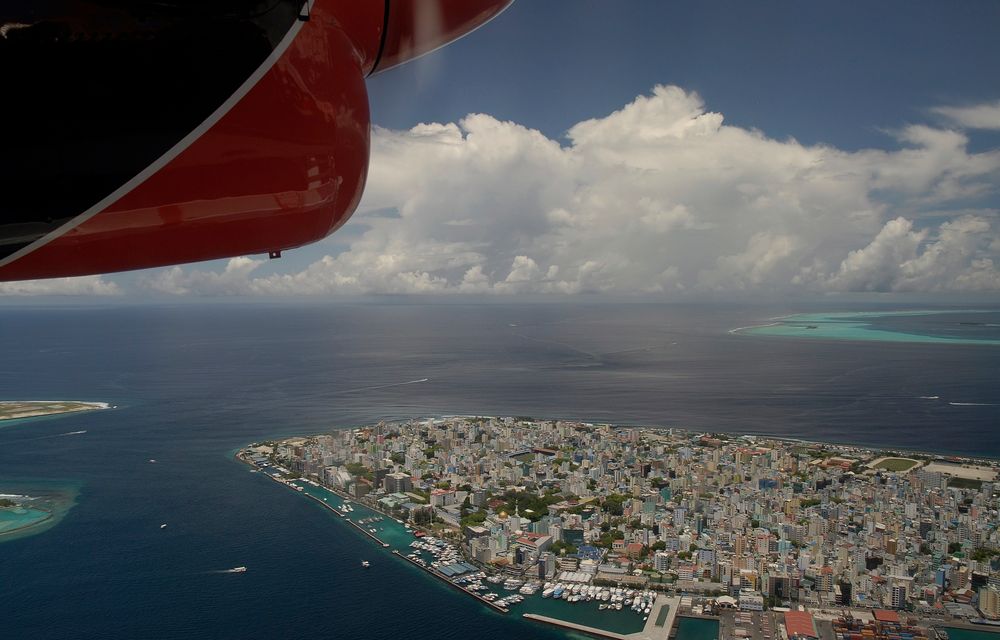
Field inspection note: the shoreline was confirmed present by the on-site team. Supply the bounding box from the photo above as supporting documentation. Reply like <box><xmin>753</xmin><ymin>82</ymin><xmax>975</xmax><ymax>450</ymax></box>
<box><xmin>0</xmin><ymin>400</ymin><xmax>112</xmax><ymax>423</ymax></box>
<box><xmin>236</xmin><ymin>451</ymin><xmax>512</xmax><ymax>615</ymax></box>
<box><xmin>238</xmin><ymin>415</ymin><xmax>999</xmax><ymax>639</ymax></box>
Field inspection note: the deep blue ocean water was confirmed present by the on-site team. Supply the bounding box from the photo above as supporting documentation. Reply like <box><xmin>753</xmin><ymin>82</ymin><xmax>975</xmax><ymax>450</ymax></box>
<box><xmin>1</xmin><ymin>302</ymin><xmax>999</xmax><ymax>639</ymax></box>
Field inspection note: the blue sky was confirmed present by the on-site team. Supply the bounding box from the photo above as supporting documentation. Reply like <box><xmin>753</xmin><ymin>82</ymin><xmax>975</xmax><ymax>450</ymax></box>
<box><xmin>4</xmin><ymin>1</ymin><xmax>1000</xmax><ymax>298</ymax></box>
<box><xmin>369</xmin><ymin>1</ymin><xmax>1000</xmax><ymax>150</ymax></box>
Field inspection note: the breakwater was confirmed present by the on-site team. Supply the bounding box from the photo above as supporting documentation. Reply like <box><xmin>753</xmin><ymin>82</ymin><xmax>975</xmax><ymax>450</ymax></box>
<box><xmin>391</xmin><ymin>550</ymin><xmax>509</xmax><ymax>614</ymax></box>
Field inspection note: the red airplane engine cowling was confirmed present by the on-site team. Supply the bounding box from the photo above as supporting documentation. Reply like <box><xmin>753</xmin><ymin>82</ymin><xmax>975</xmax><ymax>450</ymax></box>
<box><xmin>0</xmin><ymin>0</ymin><xmax>513</xmax><ymax>282</ymax></box>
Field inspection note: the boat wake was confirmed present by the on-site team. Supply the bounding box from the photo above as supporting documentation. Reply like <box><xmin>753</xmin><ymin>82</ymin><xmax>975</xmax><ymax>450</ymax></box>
<box><xmin>3</xmin><ymin>430</ymin><xmax>87</xmax><ymax>444</ymax></box>
<box><xmin>335</xmin><ymin>378</ymin><xmax>430</xmax><ymax>395</ymax></box>
<box><xmin>205</xmin><ymin>567</ymin><xmax>247</xmax><ymax>574</ymax></box>
<box><xmin>728</xmin><ymin>322</ymin><xmax>779</xmax><ymax>334</ymax></box>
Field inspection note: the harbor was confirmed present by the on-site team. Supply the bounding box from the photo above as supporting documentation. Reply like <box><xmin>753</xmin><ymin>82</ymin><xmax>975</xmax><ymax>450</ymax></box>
<box><xmin>393</xmin><ymin>550</ymin><xmax>511</xmax><ymax>614</ymax></box>
<box><xmin>525</xmin><ymin>595</ymin><xmax>681</xmax><ymax>640</ymax></box>
<box><xmin>237</xmin><ymin>448</ymin><xmax>693</xmax><ymax>639</ymax></box>
<box><xmin>234</xmin><ymin>412</ymin><xmax>1000</xmax><ymax>640</ymax></box>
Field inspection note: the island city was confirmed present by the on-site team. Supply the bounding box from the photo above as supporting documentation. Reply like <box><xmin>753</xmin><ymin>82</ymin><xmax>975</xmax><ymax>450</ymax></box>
<box><xmin>238</xmin><ymin>417</ymin><xmax>1000</xmax><ymax>640</ymax></box>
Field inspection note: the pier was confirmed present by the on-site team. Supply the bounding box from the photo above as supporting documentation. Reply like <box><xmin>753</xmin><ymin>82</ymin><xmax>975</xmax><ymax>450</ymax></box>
<box><xmin>523</xmin><ymin>595</ymin><xmax>680</xmax><ymax>640</ymax></box>
<box><xmin>240</xmin><ymin>454</ymin><xmax>392</xmax><ymax>548</ymax></box>
<box><xmin>294</xmin><ymin>484</ymin><xmax>391</xmax><ymax>547</ymax></box>
<box><xmin>238</xmin><ymin>451</ymin><xmax>682</xmax><ymax>634</ymax></box>
<box><xmin>523</xmin><ymin>614</ymin><xmax>631</xmax><ymax>639</ymax></box>
<box><xmin>392</xmin><ymin>550</ymin><xmax>510</xmax><ymax>614</ymax></box>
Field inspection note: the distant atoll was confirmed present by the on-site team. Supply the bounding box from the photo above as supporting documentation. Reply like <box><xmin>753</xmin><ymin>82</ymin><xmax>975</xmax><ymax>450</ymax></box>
<box><xmin>732</xmin><ymin>310</ymin><xmax>1000</xmax><ymax>345</ymax></box>
<box><xmin>0</xmin><ymin>400</ymin><xmax>111</xmax><ymax>423</ymax></box>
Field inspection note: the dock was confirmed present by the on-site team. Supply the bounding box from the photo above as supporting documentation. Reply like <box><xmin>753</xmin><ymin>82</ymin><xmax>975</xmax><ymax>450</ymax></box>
<box><xmin>523</xmin><ymin>614</ymin><xmax>631</xmax><ymax>639</ymax></box>
<box><xmin>392</xmin><ymin>550</ymin><xmax>509</xmax><ymax>614</ymax></box>
<box><xmin>524</xmin><ymin>595</ymin><xmax>680</xmax><ymax>640</ymax></box>
<box><xmin>241</xmin><ymin>455</ymin><xmax>393</xmax><ymax>548</ymax></box>
<box><xmin>296</xmin><ymin>485</ymin><xmax>391</xmax><ymax>547</ymax></box>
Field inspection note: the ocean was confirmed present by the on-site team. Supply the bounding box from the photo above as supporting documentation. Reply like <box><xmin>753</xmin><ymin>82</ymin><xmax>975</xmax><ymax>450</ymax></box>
<box><xmin>1</xmin><ymin>301</ymin><xmax>999</xmax><ymax>639</ymax></box>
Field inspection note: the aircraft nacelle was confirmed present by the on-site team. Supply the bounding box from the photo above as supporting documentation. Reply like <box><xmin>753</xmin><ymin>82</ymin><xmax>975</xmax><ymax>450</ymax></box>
<box><xmin>0</xmin><ymin>0</ymin><xmax>512</xmax><ymax>281</ymax></box>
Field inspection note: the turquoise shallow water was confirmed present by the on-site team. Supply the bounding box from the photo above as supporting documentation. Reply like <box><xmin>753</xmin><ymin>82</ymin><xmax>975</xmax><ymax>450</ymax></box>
<box><xmin>0</xmin><ymin>507</ymin><xmax>52</xmax><ymax>534</ymax></box>
<box><xmin>676</xmin><ymin>617</ymin><xmax>719</xmax><ymax>640</ymax></box>
<box><xmin>0</xmin><ymin>480</ymin><xmax>78</xmax><ymax>542</ymax></box>
<box><xmin>944</xmin><ymin>628</ymin><xmax>1000</xmax><ymax>640</ymax></box>
<box><xmin>738</xmin><ymin>310</ymin><xmax>1000</xmax><ymax>345</ymax></box>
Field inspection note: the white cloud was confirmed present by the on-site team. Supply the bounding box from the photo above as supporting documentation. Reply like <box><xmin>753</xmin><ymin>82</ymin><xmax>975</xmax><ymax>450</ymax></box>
<box><xmin>828</xmin><ymin>215</ymin><xmax>1000</xmax><ymax>292</ymax></box>
<box><xmin>933</xmin><ymin>100</ymin><xmax>1000</xmax><ymax>130</ymax></box>
<box><xmin>0</xmin><ymin>275</ymin><xmax>121</xmax><ymax>296</ymax></box>
<box><xmin>135</xmin><ymin>85</ymin><xmax>1000</xmax><ymax>296</ymax></box>
<box><xmin>140</xmin><ymin>256</ymin><xmax>264</xmax><ymax>296</ymax></box>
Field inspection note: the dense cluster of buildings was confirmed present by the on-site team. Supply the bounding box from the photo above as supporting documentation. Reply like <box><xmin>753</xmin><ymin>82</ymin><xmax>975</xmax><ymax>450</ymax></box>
<box><xmin>255</xmin><ymin>417</ymin><xmax>1000</xmax><ymax>620</ymax></box>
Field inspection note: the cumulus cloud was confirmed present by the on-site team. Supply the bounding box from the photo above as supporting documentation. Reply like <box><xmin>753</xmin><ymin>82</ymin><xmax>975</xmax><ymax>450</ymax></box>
<box><xmin>933</xmin><ymin>100</ymin><xmax>1000</xmax><ymax>130</ymax></box>
<box><xmin>136</xmin><ymin>85</ymin><xmax>1000</xmax><ymax>296</ymax></box>
<box><xmin>0</xmin><ymin>275</ymin><xmax>121</xmax><ymax>296</ymax></box>
<box><xmin>828</xmin><ymin>215</ymin><xmax>1000</xmax><ymax>292</ymax></box>
<box><xmin>139</xmin><ymin>256</ymin><xmax>264</xmax><ymax>296</ymax></box>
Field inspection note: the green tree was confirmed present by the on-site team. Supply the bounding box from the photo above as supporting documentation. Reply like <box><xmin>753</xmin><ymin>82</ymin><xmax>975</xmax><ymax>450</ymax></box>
<box><xmin>460</xmin><ymin>509</ymin><xmax>487</xmax><ymax>528</ymax></box>
<box><xmin>603</xmin><ymin>494</ymin><xmax>629</xmax><ymax>516</ymax></box>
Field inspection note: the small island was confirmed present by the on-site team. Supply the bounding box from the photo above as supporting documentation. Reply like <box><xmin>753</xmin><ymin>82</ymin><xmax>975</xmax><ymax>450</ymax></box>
<box><xmin>0</xmin><ymin>400</ymin><xmax>110</xmax><ymax>422</ymax></box>
<box><xmin>239</xmin><ymin>417</ymin><xmax>1000</xmax><ymax>640</ymax></box>
<box><xmin>0</xmin><ymin>484</ymin><xmax>78</xmax><ymax>542</ymax></box>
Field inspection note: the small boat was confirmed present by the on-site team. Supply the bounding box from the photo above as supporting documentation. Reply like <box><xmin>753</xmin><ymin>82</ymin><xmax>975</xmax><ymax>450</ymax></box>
<box><xmin>159</xmin><ymin>523</ymin><xmax>167</xmax><ymax>529</ymax></box>
<box><xmin>361</xmin><ymin>560</ymin><xmax>371</xmax><ymax>568</ymax></box>
<box><xmin>228</xmin><ymin>566</ymin><xmax>247</xmax><ymax>573</ymax></box>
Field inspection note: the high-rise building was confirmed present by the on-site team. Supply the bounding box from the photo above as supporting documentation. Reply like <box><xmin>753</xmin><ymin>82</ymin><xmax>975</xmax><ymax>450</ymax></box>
<box><xmin>383</xmin><ymin>471</ymin><xmax>412</xmax><ymax>493</ymax></box>
<box><xmin>818</xmin><ymin>566</ymin><xmax>834</xmax><ymax>592</ymax></box>
<box><xmin>891</xmin><ymin>584</ymin><xmax>907</xmax><ymax>609</ymax></box>
<box><xmin>836</xmin><ymin>581</ymin><xmax>852</xmax><ymax>606</ymax></box>
<box><xmin>654</xmin><ymin>551</ymin><xmax>671</xmax><ymax>572</ymax></box>
<box><xmin>980</xmin><ymin>587</ymin><xmax>1000</xmax><ymax>620</ymax></box>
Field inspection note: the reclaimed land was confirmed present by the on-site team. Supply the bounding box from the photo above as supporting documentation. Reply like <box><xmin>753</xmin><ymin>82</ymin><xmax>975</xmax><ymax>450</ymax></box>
<box><xmin>0</xmin><ymin>401</ymin><xmax>110</xmax><ymax>422</ymax></box>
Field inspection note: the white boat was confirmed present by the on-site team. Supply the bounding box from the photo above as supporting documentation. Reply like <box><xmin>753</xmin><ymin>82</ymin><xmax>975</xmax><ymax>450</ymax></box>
<box><xmin>362</xmin><ymin>560</ymin><xmax>371</xmax><ymax>568</ymax></box>
<box><xmin>228</xmin><ymin>566</ymin><xmax>247</xmax><ymax>573</ymax></box>
<box><xmin>159</xmin><ymin>523</ymin><xmax>167</xmax><ymax>529</ymax></box>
